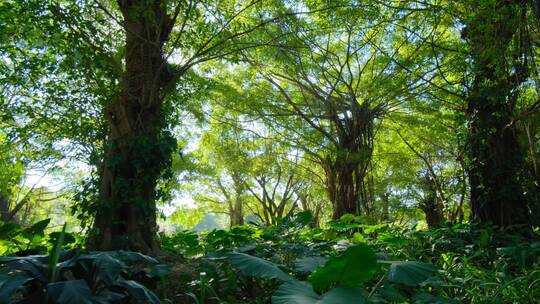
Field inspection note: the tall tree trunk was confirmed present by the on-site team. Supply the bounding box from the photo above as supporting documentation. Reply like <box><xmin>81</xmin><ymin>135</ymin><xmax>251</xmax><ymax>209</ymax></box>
<box><xmin>230</xmin><ymin>196</ymin><xmax>244</xmax><ymax>227</ymax></box>
<box><xmin>230</xmin><ymin>174</ymin><xmax>244</xmax><ymax>227</ymax></box>
<box><xmin>324</xmin><ymin>156</ymin><xmax>361</xmax><ymax>219</ymax></box>
<box><xmin>420</xmin><ymin>194</ymin><xmax>444</xmax><ymax>228</ymax></box>
<box><xmin>88</xmin><ymin>0</ymin><xmax>175</xmax><ymax>253</ymax></box>
<box><xmin>465</xmin><ymin>0</ymin><xmax>530</xmax><ymax>226</ymax></box>
<box><xmin>324</xmin><ymin>101</ymin><xmax>375</xmax><ymax>220</ymax></box>
<box><xmin>0</xmin><ymin>194</ymin><xmax>11</xmax><ymax>222</ymax></box>
<box><xmin>324</xmin><ymin>142</ymin><xmax>372</xmax><ymax>220</ymax></box>
<box><xmin>419</xmin><ymin>174</ymin><xmax>444</xmax><ymax>227</ymax></box>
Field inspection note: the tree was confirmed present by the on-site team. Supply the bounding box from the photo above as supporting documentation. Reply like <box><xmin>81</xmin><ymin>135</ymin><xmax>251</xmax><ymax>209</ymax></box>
<box><xmin>244</xmin><ymin>155</ymin><xmax>302</xmax><ymax>225</ymax></box>
<box><xmin>461</xmin><ymin>0</ymin><xmax>533</xmax><ymax>226</ymax></box>
<box><xmin>0</xmin><ymin>131</ymin><xmax>26</xmax><ymax>222</ymax></box>
<box><xmin>85</xmin><ymin>0</ymin><xmax>300</xmax><ymax>252</ymax></box>
<box><xmin>239</xmin><ymin>3</ymin><xmax>423</xmax><ymax>219</ymax></box>
<box><xmin>184</xmin><ymin>116</ymin><xmax>252</xmax><ymax>228</ymax></box>
<box><xmin>87</xmin><ymin>0</ymin><xmax>179</xmax><ymax>252</ymax></box>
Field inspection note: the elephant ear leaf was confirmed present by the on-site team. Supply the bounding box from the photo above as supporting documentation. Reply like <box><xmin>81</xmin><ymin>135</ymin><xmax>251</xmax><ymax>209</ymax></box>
<box><xmin>309</xmin><ymin>244</ymin><xmax>377</xmax><ymax>291</ymax></box>
<box><xmin>383</xmin><ymin>261</ymin><xmax>437</xmax><ymax>286</ymax></box>
<box><xmin>78</xmin><ymin>252</ymin><xmax>125</xmax><ymax>285</ymax></box>
<box><xmin>116</xmin><ymin>279</ymin><xmax>160</xmax><ymax>304</ymax></box>
<box><xmin>295</xmin><ymin>256</ymin><xmax>328</xmax><ymax>273</ymax></box>
<box><xmin>47</xmin><ymin>279</ymin><xmax>93</xmax><ymax>304</ymax></box>
<box><xmin>21</xmin><ymin>218</ymin><xmax>51</xmax><ymax>241</ymax></box>
<box><xmin>320</xmin><ymin>287</ymin><xmax>367</xmax><ymax>304</ymax></box>
<box><xmin>226</xmin><ymin>252</ymin><xmax>294</xmax><ymax>282</ymax></box>
<box><xmin>0</xmin><ymin>222</ymin><xmax>21</xmax><ymax>239</ymax></box>
<box><xmin>0</xmin><ymin>270</ymin><xmax>34</xmax><ymax>303</ymax></box>
<box><xmin>272</xmin><ymin>281</ymin><xmax>366</xmax><ymax>304</ymax></box>
<box><xmin>272</xmin><ymin>281</ymin><xmax>319</xmax><ymax>304</ymax></box>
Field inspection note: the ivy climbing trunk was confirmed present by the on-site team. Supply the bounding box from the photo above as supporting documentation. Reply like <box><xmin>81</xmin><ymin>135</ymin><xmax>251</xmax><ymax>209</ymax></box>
<box><xmin>464</xmin><ymin>0</ymin><xmax>530</xmax><ymax>226</ymax></box>
<box><xmin>88</xmin><ymin>0</ymin><xmax>175</xmax><ymax>253</ymax></box>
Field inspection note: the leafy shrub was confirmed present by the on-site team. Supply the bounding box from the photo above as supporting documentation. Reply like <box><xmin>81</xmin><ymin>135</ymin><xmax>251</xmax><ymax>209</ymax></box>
<box><xmin>0</xmin><ymin>219</ymin><xmax>80</xmax><ymax>255</ymax></box>
<box><xmin>0</xmin><ymin>227</ymin><xmax>168</xmax><ymax>304</ymax></box>
<box><xmin>156</xmin><ymin>212</ymin><xmax>540</xmax><ymax>303</ymax></box>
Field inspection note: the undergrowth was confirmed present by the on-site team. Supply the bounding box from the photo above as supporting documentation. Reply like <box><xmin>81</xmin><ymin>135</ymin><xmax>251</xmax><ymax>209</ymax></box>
<box><xmin>0</xmin><ymin>213</ymin><xmax>539</xmax><ymax>303</ymax></box>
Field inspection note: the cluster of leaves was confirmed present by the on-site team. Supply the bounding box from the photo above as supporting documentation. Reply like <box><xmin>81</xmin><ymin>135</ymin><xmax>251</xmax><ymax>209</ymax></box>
<box><xmin>0</xmin><ymin>250</ymin><xmax>167</xmax><ymax>303</ymax></box>
<box><xmin>0</xmin><ymin>219</ymin><xmax>168</xmax><ymax>303</ymax></box>
<box><xmin>160</xmin><ymin>212</ymin><xmax>540</xmax><ymax>303</ymax></box>
<box><xmin>0</xmin><ymin>219</ymin><xmax>80</xmax><ymax>255</ymax></box>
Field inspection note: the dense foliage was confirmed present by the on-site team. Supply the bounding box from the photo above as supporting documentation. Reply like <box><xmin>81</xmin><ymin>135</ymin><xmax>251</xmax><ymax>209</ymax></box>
<box><xmin>161</xmin><ymin>214</ymin><xmax>540</xmax><ymax>303</ymax></box>
<box><xmin>2</xmin><ymin>0</ymin><xmax>540</xmax><ymax>303</ymax></box>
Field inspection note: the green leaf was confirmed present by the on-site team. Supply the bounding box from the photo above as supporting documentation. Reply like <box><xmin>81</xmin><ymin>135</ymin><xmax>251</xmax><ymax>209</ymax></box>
<box><xmin>0</xmin><ymin>222</ymin><xmax>21</xmax><ymax>239</ymax></box>
<box><xmin>47</xmin><ymin>280</ymin><xmax>93</xmax><ymax>304</ymax></box>
<box><xmin>21</xmin><ymin>218</ymin><xmax>51</xmax><ymax>241</ymax></box>
<box><xmin>294</xmin><ymin>211</ymin><xmax>313</xmax><ymax>226</ymax></box>
<box><xmin>272</xmin><ymin>281</ymin><xmax>319</xmax><ymax>303</ymax></box>
<box><xmin>49</xmin><ymin>223</ymin><xmax>66</xmax><ymax>282</ymax></box>
<box><xmin>272</xmin><ymin>281</ymin><xmax>366</xmax><ymax>304</ymax></box>
<box><xmin>353</xmin><ymin>232</ymin><xmax>367</xmax><ymax>243</ymax></box>
<box><xmin>295</xmin><ymin>256</ymin><xmax>327</xmax><ymax>273</ymax></box>
<box><xmin>477</xmin><ymin>229</ymin><xmax>489</xmax><ymax>247</ymax></box>
<box><xmin>383</xmin><ymin>261</ymin><xmax>437</xmax><ymax>286</ymax></box>
<box><xmin>4</xmin><ymin>257</ymin><xmax>48</xmax><ymax>280</ymax></box>
<box><xmin>339</xmin><ymin>214</ymin><xmax>356</xmax><ymax>223</ymax></box>
<box><xmin>78</xmin><ymin>252</ymin><xmax>125</xmax><ymax>285</ymax></box>
<box><xmin>48</xmin><ymin>231</ymin><xmax>76</xmax><ymax>246</ymax></box>
<box><xmin>309</xmin><ymin>244</ymin><xmax>377</xmax><ymax>291</ymax></box>
<box><xmin>149</xmin><ymin>264</ymin><xmax>171</xmax><ymax>278</ymax></box>
<box><xmin>0</xmin><ymin>270</ymin><xmax>34</xmax><ymax>303</ymax></box>
<box><xmin>92</xmin><ymin>290</ymin><xmax>128</xmax><ymax>303</ymax></box>
<box><xmin>226</xmin><ymin>252</ymin><xmax>294</xmax><ymax>282</ymax></box>
<box><xmin>116</xmin><ymin>279</ymin><xmax>160</xmax><ymax>304</ymax></box>
<box><xmin>322</xmin><ymin>287</ymin><xmax>367</xmax><ymax>303</ymax></box>
<box><xmin>111</xmin><ymin>250</ymin><xmax>159</xmax><ymax>264</ymax></box>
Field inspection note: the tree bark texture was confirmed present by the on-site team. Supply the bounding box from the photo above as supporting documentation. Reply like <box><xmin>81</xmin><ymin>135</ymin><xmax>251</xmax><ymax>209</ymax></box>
<box><xmin>465</xmin><ymin>0</ymin><xmax>530</xmax><ymax>226</ymax></box>
<box><xmin>324</xmin><ymin>102</ymin><xmax>375</xmax><ymax>220</ymax></box>
<box><xmin>88</xmin><ymin>0</ymin><xmax>175</xmax><ymax>253</ymax></box>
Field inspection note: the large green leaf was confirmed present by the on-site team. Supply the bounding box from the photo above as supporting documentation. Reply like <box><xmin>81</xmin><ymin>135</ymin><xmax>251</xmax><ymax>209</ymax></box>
<box><xmin>309</xmin><ymin>244</ymin><xmax>377</xmax><ymax>291</ymax></box>
<box><xmin>116</xmin><ymin>279</ymin><xmax>160</xmax><ymax>304</ymax></box>
<box><xmin>272</xmin><ymin>281</ymin><xmax>318</xmax><ymax>303</ymax></box>
<box><xmin>272</xmin><ymin>281</ymin><xmax>366</xmax><ymax>304</ymax></box>
<box><xmin>21</xmin><ymin>218</ymin><xmax>51</xmax><ymax>241</ymax></box>
<box><xmin>0</xmin><ymin>270</ymin><xmax>34</xmax><ymax>303</ymax></box>
<box><xmin>4</xmin><ymin>258</ymin><xmax>48</xmax><ymax>280</ymax></box>
<box><xmin>92</xmin><ymin>290</ymin><xmax>128</xmax><ymax>304</ymax></box>
<box><xmin>226</xmin><ymin>252</ymin><xmax>294</xmax><ymax>282</ymax></box>
<box><xmin>111</xmin><ymin>250</ymin><xmax>159</xmax><ymax>264</ymax></box>
<box><xmin>0</xmin><ymin>222</ymin><xmax>21</xmax><ymax>239</ymax></box>
<box><xmin>48</xmin><ymin>231</ymin><xmax>77</xmax><ymax>246</ymax></box>
<box><xmin>383</xmin><ymin>261</ymin><xmax>437</xmax><ymax>286</ymax></box>
<box><xmin>78</xmin><ymin>252</ymin><xmax>125</xmax><ymax>285</ymax></box>
<box><xmin>47</xmin><ymin>279</ymin><xmax>93</xmax><ymax>304</ymax></box>
<box><xmin>49</xmin><ymin>223</ymin><xmax>66</xmax><ymax>282</ymax></box>
<box><xmin>295</xmin><ymin>256</ymin><xmax>328</xmax><ymax>273</ymax></box>
<box><xmin>322</xmin><ymin>287</ymin><xmax>367</xmax><ymax>303</ymax></box>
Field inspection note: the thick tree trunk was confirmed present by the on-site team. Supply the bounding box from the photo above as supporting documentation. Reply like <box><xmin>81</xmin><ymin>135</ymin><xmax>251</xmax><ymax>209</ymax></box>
<box><xmin>88</xmin><ymin>0</ymin><xmax>175</xmax><ymax>253</ymax></box>
<box><xmin>324</xmin><ymin>151</ymin><xmax>370</xmax><ymax>220</ymax></box>
<box><xmin>465</xmin><ymin>0</ymin><xmax>530</xmax><ymax>226</ymax></box>
<box><xmin>420</xmin><ymin>194</ymin><xmax>444</xmax><ymax>228</ymax></box>
<box><xmin>323</xmin><ymin>100</ymin><xmax>375</xmax><ymax>220</ymax></box>
<box><xmin>230</xmin><ymin>196</ymin><xmax>244</xmax><ymax>227</ymax></box>
<box><xmin>0</xmin><ymin>194</ymin><xmax>11</xmax><ymax>222</ymax></box>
